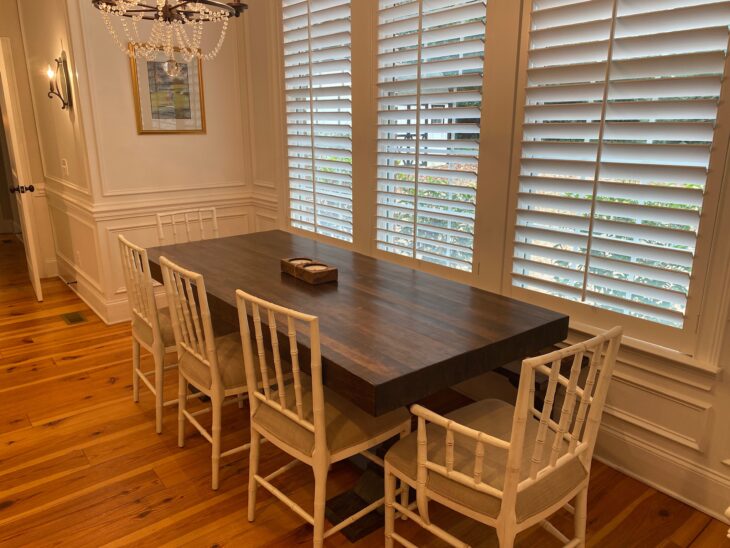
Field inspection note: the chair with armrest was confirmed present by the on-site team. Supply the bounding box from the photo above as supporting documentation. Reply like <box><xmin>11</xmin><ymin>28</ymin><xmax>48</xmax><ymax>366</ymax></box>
<box><xmin>384</xmin><ymin>326</ymin><xmax>623</xmax><ymax>547</ymax></box>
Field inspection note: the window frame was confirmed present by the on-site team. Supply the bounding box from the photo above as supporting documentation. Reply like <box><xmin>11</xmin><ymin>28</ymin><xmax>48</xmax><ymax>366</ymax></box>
<box><xmin>500</xmin><ymin>0</ymin><xmax>730</xmax><ymax>357</ymax></box>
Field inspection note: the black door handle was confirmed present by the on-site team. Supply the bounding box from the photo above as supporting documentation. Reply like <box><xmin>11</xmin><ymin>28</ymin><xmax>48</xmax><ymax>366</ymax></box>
<box><xmin>9</xmin><ymin>185</ymin><xmax>34</xmax><ymax>194</ymax></box>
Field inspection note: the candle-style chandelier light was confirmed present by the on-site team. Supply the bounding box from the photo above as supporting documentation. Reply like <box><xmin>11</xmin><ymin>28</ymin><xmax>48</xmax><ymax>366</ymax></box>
<box><xmin>92</xmin><ymin>1</ymin><xmax>247</xmax><ymax>76</ymax></box>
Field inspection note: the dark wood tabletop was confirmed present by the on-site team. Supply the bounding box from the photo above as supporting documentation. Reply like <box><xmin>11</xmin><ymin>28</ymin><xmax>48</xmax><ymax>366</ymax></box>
<box><xmin>147</xmin><ymin>230</ymin><xmax>568</xmax><ymax>416</ymax></box>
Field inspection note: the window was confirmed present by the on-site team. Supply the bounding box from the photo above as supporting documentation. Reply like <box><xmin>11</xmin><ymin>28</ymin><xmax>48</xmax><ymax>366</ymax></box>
<box><xmin>375</xmin><ymin>0</ymin><xmax>487</xmax><ymax>272</ymax></box>
<box><xmin>282</xmin><ymin>0</ymin><xmax>353</xmax><ymax>242</ymax></box>
<box><xmin>512</xmin><ymin>0</ymin><xmax>730</xmax><ymax>329</ymax></box>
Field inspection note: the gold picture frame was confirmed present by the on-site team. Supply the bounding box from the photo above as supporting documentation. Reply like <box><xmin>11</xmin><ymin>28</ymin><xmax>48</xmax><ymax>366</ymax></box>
<box><xmin>128</xmin><ymin>43</ymin><xmax>206</xmax><ymax>134</ymax></box>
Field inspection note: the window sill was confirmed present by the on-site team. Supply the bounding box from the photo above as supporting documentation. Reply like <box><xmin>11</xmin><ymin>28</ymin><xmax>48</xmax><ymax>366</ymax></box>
<box><xmin>567</xmin><ymin>320</ymin><xmax>721</xmax><ymax>377</ymax></box>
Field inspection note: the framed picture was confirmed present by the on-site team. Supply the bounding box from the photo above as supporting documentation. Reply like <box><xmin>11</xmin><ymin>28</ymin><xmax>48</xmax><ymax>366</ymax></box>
<box><xmin>128</xmin><ymin>44</ymin><xmax>206</xmax><ymax>134</ymax></box>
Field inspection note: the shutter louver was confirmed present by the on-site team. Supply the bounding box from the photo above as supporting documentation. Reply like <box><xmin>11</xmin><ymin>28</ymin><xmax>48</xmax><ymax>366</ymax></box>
<box><xmin>283</xmin><ymin>0</ymin><xmax>353</xmax><ymax>242</ymax></box>
<box><xmin>513</xmin><ymin>0</ymin><xmax>730</xmax><ymax>328</ymax></box>
<box><xmin>376</xmin><ymin>0</ymin><xmax>487</xmax><ymax>272</ymax></box>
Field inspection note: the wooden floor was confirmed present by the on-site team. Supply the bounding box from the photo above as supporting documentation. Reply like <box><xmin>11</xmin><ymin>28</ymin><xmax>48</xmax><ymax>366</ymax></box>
<box><xmin>1</xmin><ymin>234</ymin><xmax>728</xmax><ymax>547</ymax></box>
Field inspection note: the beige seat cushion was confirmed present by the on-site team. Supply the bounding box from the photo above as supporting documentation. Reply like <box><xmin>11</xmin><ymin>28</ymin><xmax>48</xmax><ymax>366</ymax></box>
<box><xmin>386</xmin><ymin>399</ymin><xmax>588</xmax><ymax>524</ymax></box>
<box><xmin>132</xmin><ymin>306</ymin><xmax>176</xmax><ymax>349</ymax></box>
<box><xmin>179</xmin><ymin>333</ymin><xmax>246</xmax><ymax>391</ymax></box>
<box><xmin>253</xmin><ymin>377</ymin><xmax>410</xmax><ymax>457</ymax></box>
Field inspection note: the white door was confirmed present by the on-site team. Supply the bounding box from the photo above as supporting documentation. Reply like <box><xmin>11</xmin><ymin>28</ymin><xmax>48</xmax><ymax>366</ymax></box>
<box><xmin>0</xmin><ymin>38</ymin><xmax>42</xmax><ymax>301</ymax></box>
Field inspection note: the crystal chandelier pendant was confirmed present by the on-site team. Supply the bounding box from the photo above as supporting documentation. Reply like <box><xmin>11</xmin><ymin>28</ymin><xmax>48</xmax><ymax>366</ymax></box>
<box><xmin>92</xmin><ymin>1</ymin><xmax>247</xmax><ymax>62</ymax></box>
<box><xmin>162</xmin><ymin>57</ymin><xmax>182</xmax><ymax>78</ymax></box>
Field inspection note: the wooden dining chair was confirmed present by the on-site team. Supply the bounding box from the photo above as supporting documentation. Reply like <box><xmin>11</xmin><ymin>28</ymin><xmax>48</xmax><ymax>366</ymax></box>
<box><xmin>160</xmin><ymin>256</ymin><xmax>249</xmax><ymax>490</ymax></box>
<box><xmin>118</xmin><ymin>235</ymin><xmax>178</xmax><ymax>434</ymax></box>
<box><xmin>156</xmin><ymin>207</ymin><xmax>219</xmax><ymax>244</ymax></box>
<box><xmin>236</xmin><ymin>289</ymin><xmax>412</xmax><ymax>548</ymax></box>
<box><xmin>384</xmin><ymin>326</ymin><xmax>623</xmax><ymax>548</ymax></box>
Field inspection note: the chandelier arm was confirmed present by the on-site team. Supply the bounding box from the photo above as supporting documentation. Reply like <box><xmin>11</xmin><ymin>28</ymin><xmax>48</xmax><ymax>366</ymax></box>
<box><xmin>121</xmin><ymin>6</ymin><xmax>158</xmax><ymax>12</ymax></box>
<box><xmin>92</xmin><ymin>0</ymin><xmax>246</xmax><ymax>20</ymax></box>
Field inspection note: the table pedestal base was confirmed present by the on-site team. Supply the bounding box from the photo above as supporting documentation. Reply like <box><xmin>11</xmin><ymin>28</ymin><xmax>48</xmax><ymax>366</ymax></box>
<box><xmin>325</xmin><ymin>466</ymin><xmax>385</xmax><ymax>542</ymax></box>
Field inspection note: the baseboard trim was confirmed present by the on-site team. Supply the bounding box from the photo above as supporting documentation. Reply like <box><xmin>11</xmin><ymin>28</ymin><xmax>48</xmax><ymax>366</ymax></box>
<box><xmin>596</xmin><ymin>424</ymin><xmax>730</xmax><ymax>523</ymax></box>
<box><xmin>56</xmin><ymin>254</ymin><xmax>112</xmax><ymax>326</ymax></box>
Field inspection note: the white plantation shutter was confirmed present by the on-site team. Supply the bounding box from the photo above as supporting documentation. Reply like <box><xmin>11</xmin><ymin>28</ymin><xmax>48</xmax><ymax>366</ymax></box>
<box><xmin>283</xmin><ymin>0</ymin><xmax>353</xmax><ymax>242</ymax></box>
<box><xmin>513</xmin><ymin>0</ymin><xmax>730</xmax><ymax>328</ymax></box>
<box><xmin>376</xmin><ymin>0</ymin><xmax>487</xmax><ymax>272</ymax></box>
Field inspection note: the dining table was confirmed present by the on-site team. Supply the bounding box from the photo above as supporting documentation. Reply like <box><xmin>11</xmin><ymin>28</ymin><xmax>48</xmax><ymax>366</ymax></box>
<box><xmin>147</xmin><ymin>229</ymin><xmax>569</xmax><ymax>416</ymax></box>
<box><xmin>146</xmin><ymin>229</ymin><xmax>569</xmax><ymax>540</ymax></box>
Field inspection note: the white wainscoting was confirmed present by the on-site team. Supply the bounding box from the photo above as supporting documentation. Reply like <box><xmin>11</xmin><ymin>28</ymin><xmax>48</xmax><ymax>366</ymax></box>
<box><xmin>47</xmin><ymin>185</ymin><xmax>257</xmax><ymax>325</ymax></box>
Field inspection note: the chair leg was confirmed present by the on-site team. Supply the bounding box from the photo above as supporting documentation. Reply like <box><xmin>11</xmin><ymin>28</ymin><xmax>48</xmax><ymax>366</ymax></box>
<box><xmin>211</xmin><ymin>397</ymin><xmax>222</xmax><ymax>490</ymax></box>
<box><xmin>574</xmin><ymin>486</ymin><xmax>588</xmax><ymax>547</ymax></box>
<box><xmin>132</xmin><ymin>339</ymin><xmax>140</xmax><ymax>403</ymax></box>
<box><xmin>384</xmin><ymin>464</ymin><xmax>396</xmax><ymax>548</ymax></box>
<box><xmin>177</xmin><ymin>373</ymin><xmax>186</xmax><ymax>448</ymax></box>
<box><xmin>496</xmin><ymin>522</ymin><xmax>516</xmax><ymax>548</ymax></box>
<box><xmin>153</xmin><ymin>346</ymin><xmax>165</xmax><ymax>434</ymax></box>
<box><xmin>399</xmin><ymin>423</ymin><xmax>411</xmax><ymax>519</ymax></box>
<box><xmin>247</xmin><ymin>428</ymin><xmax>261</xmax><ymax>522</ymax></box>
<box><xmin>312</xmin><ymin>459</ymin><xmax>328</xmax><ymax>548</ymax></box>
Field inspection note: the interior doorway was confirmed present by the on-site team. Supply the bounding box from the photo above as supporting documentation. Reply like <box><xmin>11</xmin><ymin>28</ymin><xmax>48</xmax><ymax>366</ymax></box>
<box><xmin>0</xmin><ymin>37</ymin><xmax>43</xmax><ymax>301</ymax></box>
<box><xmin>0</xmin><ymin>99</ymin><xmax>21</xmax><ymax>236</ymax></box>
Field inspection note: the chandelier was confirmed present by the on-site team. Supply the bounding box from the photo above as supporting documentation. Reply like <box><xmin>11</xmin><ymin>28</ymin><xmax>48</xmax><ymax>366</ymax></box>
<box><xmin>92</xmin><ymin>1</ymin><xmax>247</xmax><ymax>76</ymax></box>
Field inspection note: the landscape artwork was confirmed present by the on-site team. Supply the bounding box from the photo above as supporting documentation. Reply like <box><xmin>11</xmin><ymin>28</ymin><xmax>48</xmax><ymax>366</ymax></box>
<box><xmin>147</xmin><ymin>61</ymin><xmax>192</xmax><ymax>120</ymax></box>
<box><xmin>129</xmin><ymin>44</ymin><xmax>206</xmax><ymax>134</ymax></box>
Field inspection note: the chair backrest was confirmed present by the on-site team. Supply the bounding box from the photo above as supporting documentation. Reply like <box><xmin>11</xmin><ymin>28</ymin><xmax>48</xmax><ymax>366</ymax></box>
<box><xmin>118</xmin><ymin>235</ymin><xmax>161</xmax><ymax>341</ymax></box>
<box><xmin>504</xmin><ymin>326</ymin><xmax>623</xmax><ymax>508</ymax></box>
<box><xmin>156</xmin><ymin>207</ymin><xmax>219</xmax><ymax>244</ymax></box>
<box><xmin>411</xmin><ymin>326</ymin><xmax>622</xmax><ymax>520</ymax></box>
<box><xmin>160</xmin><ymin>256</ymin><xmax>222</xmax><ymax>394</ymax></box>
<box><xmin>235</xmin><ymin>290</ymin><xmax>327</xmax><ymax>456</ymax></box>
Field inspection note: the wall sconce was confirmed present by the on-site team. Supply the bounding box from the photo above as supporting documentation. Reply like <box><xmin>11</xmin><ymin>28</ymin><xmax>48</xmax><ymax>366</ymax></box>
<box><xmin>47</xmin><ymin>55</ymin><xmax>71</xmax><ymax>110</ymax></box>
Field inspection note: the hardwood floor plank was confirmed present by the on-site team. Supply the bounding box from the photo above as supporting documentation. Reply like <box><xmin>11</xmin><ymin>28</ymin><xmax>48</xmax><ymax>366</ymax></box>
<box><xmin>0</xmin><ymin>449</ymin><xmax>90</xmax><ymax>496</ymax></box>
<box><xmin>657</xmin><ymin>510</ymin><xmax>712</xmax><ymax>548</ymax></box>
<box><xmin>690</xmin><ymin>520</ymin><xmax>730</xmax><ymax>548</ymax></box>
<box><xmin>0</xmin><ymin>470</ymin><xmax>166</xmax><ymax>546</ymax></box>
<box><xmin>0</xmin><ymin>412</ymin><xmax>30</xmax><ymax>435</ymax></box>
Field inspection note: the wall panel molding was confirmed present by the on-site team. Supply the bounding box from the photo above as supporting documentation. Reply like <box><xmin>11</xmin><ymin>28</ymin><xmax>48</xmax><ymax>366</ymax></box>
<box><xmin>98</xmin><ymin>179</ymin><xmax>249</xmax><ymax>198</ymax></box>
<box><xmin>612</xmin><ymin>371</ymin><xmax>713</xmax><ymax>412</ymax></box>
<box><xmin>603</xmin><ymin>405</ymin><xmax>706</xmax><ymax>452</ymax></box>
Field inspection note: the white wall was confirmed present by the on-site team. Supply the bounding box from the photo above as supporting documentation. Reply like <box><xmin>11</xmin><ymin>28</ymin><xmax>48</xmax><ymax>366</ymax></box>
<box><xmin>76</xmin><ymin>2</ymin><xmax>247</xmax><ymax>198</ymax></box>
<box><xmin>17</xmin><ymin>0</ymin><xmax>256</xmax><ymax>321</ymax></box>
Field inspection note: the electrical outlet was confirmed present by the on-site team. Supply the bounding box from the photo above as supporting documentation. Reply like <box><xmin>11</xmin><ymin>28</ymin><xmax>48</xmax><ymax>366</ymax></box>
<box><xmin>61</xmin><ymin>158</ymin><xmax>69</xmax><ymax>177</ymax></box>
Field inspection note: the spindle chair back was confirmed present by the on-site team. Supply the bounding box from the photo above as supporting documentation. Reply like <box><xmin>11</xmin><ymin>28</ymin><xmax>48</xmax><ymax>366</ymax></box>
<box><xmin>156</xmin><ymin>207</ymin><xmax>219</xmax><ymax>244</ymax></box>
<box><xmin>237</xmin><ymin>289</ymin><xmax>412</xmax><ymax>547</ymax></box>
<box><xmin>385</xmin><ymin>326</ymin><xmax>623</xmax><ymax>547</ymax></box>
<box><xmin>119</xmin><ymin>235</ymin><xmax>158</xmax><ymax>340</ymax></box>
<box><xmin>513</xmin><ymin>326</ymin><xmax>622</xmax><ymax>493</ymax></box>
<box><xmin>118</xmin><ymin>235</ymin><xmax>177</xmax><ymax>434</ymax></box>
<box><xmin>237</xmin><ymin>289</ymin><xmax>326</xmax><ymax>460</ymax></box>
<box><xmin>160</xmin><ymin>256</ymin><xmax>221</xmax><ymax>395</ymax></box>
